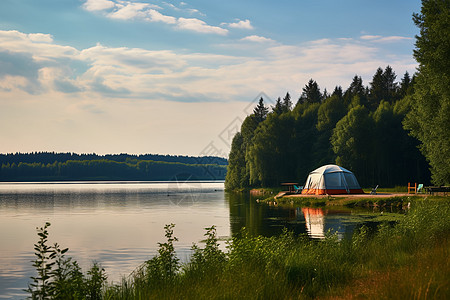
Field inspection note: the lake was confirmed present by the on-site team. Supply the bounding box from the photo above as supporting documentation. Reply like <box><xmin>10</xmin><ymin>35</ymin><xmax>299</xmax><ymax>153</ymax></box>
<box><xmin>0</xmin><ymin>181</ymin><xmax>399</xmax><ymax>299</ymax></box>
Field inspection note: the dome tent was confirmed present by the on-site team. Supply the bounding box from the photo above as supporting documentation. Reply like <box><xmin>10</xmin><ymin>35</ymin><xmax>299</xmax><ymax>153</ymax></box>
<box><xmin>301</xmin><ymin>164</ymin><xmax>364</xmax><ymax>195</ymax></box>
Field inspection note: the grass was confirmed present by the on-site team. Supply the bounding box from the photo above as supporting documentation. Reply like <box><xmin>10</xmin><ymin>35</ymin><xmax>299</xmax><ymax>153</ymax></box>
<box><xmin>362</xmin><ymin>185</ymin><xmax>409</xmax><ymax>193</ymax></box>
<box><xmin>27</xmin><ymin>199</ymin><xmax>450</xmax><ymax>299</ymax></box>
<box><xmin>267</xmin><ymin>195</ymin><xmax>447</xmax><ymax>210</ymax></box>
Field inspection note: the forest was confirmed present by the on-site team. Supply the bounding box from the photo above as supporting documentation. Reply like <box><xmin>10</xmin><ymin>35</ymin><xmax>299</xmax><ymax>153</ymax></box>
<box><xmin>0</xmin><ymin>152</ymin><xmax>227</xmax><ymax>181</ymax></box>
<box><xmin>226</xmin><ymin>1</ymin><xmax>450</xmax><ymax>190</ymax></box>
<box><xmin>226</xmin><ymin>4</ymin><xmax>450</xmax><ymax>192</ymax></box>
<box><xmin>225</xmin><ymin>69</ymin><xmax>430</xmax><ymax>190</ymax></box>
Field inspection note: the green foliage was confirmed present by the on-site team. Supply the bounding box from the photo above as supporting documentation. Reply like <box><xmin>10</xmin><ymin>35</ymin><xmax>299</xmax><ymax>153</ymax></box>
<box><xmin>186</xmin><ymin>226</ymin><xmax>226</xmax><ymax>278</ymax></box>
<box><xmin>226</xmin><ymin>65</ymin><xmax>431</xmax><ymax>190</ymax></box>
<box><xmin>26</xmin><ymin>222</ymin><xmax>107</xmax><ymax>300</ymax></box>
<box><xmin>331</xmin><ymin>105</ymin><xmax>373</xmax><ymax>182</ymax></box>
<box><xmin>298</xmin><ymin>79</ymin><xmax>322</xmax><ymax>104</ymax></box>
<box><xmin>253</xmin><ymin>97</ymin><xmax>269</xmax><ymax>123</ymax></box>
<box><xmin>225</xmin><ymin>133</ymin><xmax>246</xmax><ymax>190</ymax></box>
<box><xmin>404</xmin><ymin>0</ymin><xmax>450</xmax><ymax>185</ymax></box>
<box><xmin>1</xmin><ymin>159</ymin><xmax>227</xmax><ymax>181</ymax></box>
<box><xmin>368</xmin><ymin>66</ymin><xmax>398</xmax><ymax>109</ymax></box>
<box><xmin>143</xmin><ymin>223</ymin><xmax>180</xmax><ymax>287</ymax></box>
<box><xmin>247</xmin><ymin>113</ymin><xmax>296</xmax><ymax>186</ymax></box>
<box><xmin>26</xmin><ymin>222</ymin><xmax>54</xmax><ymax>299</ymax></box>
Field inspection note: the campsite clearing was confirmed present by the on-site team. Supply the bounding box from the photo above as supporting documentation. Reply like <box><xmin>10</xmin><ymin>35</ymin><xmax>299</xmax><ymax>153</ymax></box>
<box><xmin>268</xmin><ymin>192</ymin><xmax>444</xmax><ymax>208</ymax></box>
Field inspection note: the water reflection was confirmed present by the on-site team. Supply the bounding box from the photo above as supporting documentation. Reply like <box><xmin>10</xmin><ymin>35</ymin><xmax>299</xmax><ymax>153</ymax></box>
<box><xmin>302</xmin><ymin>207</ymin><xmax>325</xmax><ymax>238</ymax></box>
<box><xmin>0</xmin><ymin>181</ymin><xmax>228</xmax><ymax>299</ymax></box>
<box><xmin>227</xmin><ymin>193</ymin><xmax>387</xmax><ymax>240</ymax></box>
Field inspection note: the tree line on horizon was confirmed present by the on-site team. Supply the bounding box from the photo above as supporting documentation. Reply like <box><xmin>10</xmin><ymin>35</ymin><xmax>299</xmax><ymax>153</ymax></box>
<box><xmin>0</xmin><ymin>152</ymin><xmax>227</xmax><ymax>166</ymax></box>
<box><xmin>0</xmin><ymin>152</ymin><xmax>227</xmax><ymax>181</ymax></box>
<box><xmin>226</xmin><ymin>1</ymin><xmax>449</xmax><ymax>190</ymax></box>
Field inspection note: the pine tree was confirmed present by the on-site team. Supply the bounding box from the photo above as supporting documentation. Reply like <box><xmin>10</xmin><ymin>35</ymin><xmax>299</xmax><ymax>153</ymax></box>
<box><xmin>282</xmin><ymin>92</ymin><xmax>292</xmax><ymax>112</ymax></box>
<box><xmin>344</xmin><ymin>75</ymin><xmax>367</xmax><ymax>106</ymax></box>
<box><xmin>332</xmin><ymin>86</ymin><xmax>343</xmax><ymax>99</ymax></box>
<box><xmin>322</xmin><ymin>88</ymin><xmax>329</xmax><ymax>100</ymax></box>
<box><xmin>369</xmin><ymin>67</ymin><xmax>385</xmax><ymax>108</ymax></box>
<box><xmin>253</xmin><ymin>97</ymin><xmax>269</xmax><ymax>123</ymax></box>
<box><xmin>398</xmin><ymin>71</ymin><xmax>412</xmax><ymax>98</ymax></box>
<box><xmin>383</xmin><ymin>65</ymin><xmax>398</xmax><ymax>102</ymax></box>
<box><xmin>272</xmin><ymin>97</ymin><xmax>284</xmax><ymax>114</ymax></box>
<box><xmin>298</xmin><ymin>79</ymin><xmax>322</xmax><ymax>104</ymax></box>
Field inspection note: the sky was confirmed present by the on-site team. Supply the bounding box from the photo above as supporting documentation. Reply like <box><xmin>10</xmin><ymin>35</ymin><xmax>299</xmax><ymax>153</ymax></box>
<box><xmin>0</xmin><ymin>0</ymin><xmax>422</xmax><ymax>157</ymax></box>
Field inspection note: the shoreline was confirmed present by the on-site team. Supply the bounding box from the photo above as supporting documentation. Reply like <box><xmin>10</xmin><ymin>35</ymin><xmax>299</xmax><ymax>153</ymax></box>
<box><xmin>275</xmin><ymin>192</ymin><xmax>428</xmax><ymax>199</ymax></box>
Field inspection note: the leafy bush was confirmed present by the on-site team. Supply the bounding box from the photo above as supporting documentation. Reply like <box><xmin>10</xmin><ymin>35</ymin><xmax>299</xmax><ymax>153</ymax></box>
<box><xmin>26</xmin><ymin>222</ymin><xmax>107</xmax><ymax>300</ymax></box>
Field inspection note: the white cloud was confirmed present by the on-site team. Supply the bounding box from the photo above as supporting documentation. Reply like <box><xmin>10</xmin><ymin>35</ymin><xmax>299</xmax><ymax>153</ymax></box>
<box><xmin>83</xmin><ymin>1</ymin><xmax>225</xmax><ymax>35</ymax></box>
<box><xmin>164</xmin><ymin>2</ymin><xmax>205</xmax><ymax>15</ymax></box>
<box><xmin>241</xmin><ymin>35</ymin><xmax>274</xmax><ymax>43</ymax></box>
<box><xmin>108</xmin><ymin>2</ymin><xmax>151</xmax><ymax>20</ymax></box>
<box><xmin>147</xmin><ymin>9</ymin><xmax>177</xmax><ymax>24</ymax></box>
<box><xmin>360</xmin><ymin>35</ymin><xmax>382</xmax><ymax>40</ymax></box>
<box><xmin>83</xmin><ymin>0</ymin><xmax>115</xmax><ymax>11</ymax></box>
<box><xmin>177</xmin><ymin>18</ymin><xmax>228</xmax><ymax>35</ymax></box>
<box><xmin>377</xmin><ymin>36</ymin><xmax>413</xmax><ymax>42</ymax></box>
<box><xmin>361</xmin><ymin>35</ymin><xmax>413</xmax><ymax>43</ymax></box>
<box><xmin>226</xmin><ymin>19</ymin><xmax>253</xmax><ymax>30</ymax></box>
<box><xmin>28</xmin><ymin>33</ymin><xmax>53</xmax><ymax>43</ymax></box>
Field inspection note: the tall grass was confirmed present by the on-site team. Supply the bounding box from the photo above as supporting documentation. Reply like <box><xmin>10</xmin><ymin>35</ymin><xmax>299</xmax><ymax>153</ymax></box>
<box><xmin>28</xmin><ymin>200</ymin><xmax>450</xmax><ymax>299</ymax></box>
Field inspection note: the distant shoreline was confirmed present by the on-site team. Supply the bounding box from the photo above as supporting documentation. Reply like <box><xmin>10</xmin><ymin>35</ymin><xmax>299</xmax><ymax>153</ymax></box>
<box><xmin>0</xmin><ymin>180</ymin><xmax>225</xmax><ymax>184</ymax></box>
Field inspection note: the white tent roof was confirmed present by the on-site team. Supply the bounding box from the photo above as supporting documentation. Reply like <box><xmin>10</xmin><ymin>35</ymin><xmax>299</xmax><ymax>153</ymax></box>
<box><xmin>309</xmin><ymin>164</ymin><xmax>353</xmax><ymax>175</ymax></box>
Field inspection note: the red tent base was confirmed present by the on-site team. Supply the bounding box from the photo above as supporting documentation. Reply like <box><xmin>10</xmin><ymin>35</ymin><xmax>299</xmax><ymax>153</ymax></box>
<box><xmin>302</xmin><ymin>188</ymin><xmax>364</xmax><ymax>195</ymax></box>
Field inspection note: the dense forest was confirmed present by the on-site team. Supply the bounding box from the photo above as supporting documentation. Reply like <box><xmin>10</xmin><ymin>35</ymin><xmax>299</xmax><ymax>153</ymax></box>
<box><xmin>226</xmin><ymin>1</ymin><xmax>449</xmax><ymax>189</ymax></box>
<box><xmin>225</xmin><ymin>1</ymin><xmax>450</xmax><ymax>190</ymax></box>
<box><xmin>226</xmin><ymin>70</ymin><xmax>428</xmax><ymax>189</ymax></box>
<box><xmin>0</xmin><ymin>152</ymin><xmax>227</xmax><ymax>181</ymax></box>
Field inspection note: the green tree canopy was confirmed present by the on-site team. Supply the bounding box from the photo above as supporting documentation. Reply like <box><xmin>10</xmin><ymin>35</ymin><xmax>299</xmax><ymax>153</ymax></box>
<box><xmin>331</xmin><ymin>105</ymin><xmax>373</xmax><ymax>185</ymax></box>
<box><xmin>404</xmin><ymin>0</ymin><xmax>450</xmax><ymax>185</ymax></box>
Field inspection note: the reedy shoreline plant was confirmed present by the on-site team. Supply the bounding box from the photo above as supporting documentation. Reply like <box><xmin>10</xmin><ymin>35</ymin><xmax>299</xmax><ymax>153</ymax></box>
<box><xmin>26</xmin><ymin>222</ymin><xmax>107</xmax><ymax>300</ymax></box>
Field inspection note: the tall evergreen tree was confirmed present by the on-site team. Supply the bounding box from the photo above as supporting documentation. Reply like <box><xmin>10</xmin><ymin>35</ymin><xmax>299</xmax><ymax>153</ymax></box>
<box><xmin>253</xmin><ymin>97</ymin><xmax>269</xmax><ymax>123</ymax></box>
<box><xmin>344</xmin><ymin>75</ymin><xmax>367</xmax><ymax>106</ymax></box>
<box><xmin>383</xmin><ymin>65</ymin><xmax>398</xmax><ymax>102</ymax></box>
<box><xmin>398</xmin><ymin>71</ymin><xmax>412</xmax><ymax>98</ymax></box>
<box><xmin>282</xmin><ymin>92</ymin><xmax>292</xmax><ymax>112</ymax></box>
<box><xmin>272</xmin><ymin>97</ymin><xmax>284</xmax><ymax>115</ymax></box>
<box><xmin>369</xmin><ymin>67</ymin><xmax>385</xmax><ymax>108</ymax></box>
<box><xmin>404</xmin><ymin>0</ymin><xmax>450</xmax><ymax>185</ymax></box>
<box><xmin>298</xmin><ymin>79</ymin><xmax>322</xmax><ymax>104</ymax></box>
<box><xmin>322</xmin><ymin>88</ymin><xmax>329</xmax><ymax>100</ymax></box>
<box><xmin>332</xmin><ymin>86</ymin><xmax>343</xmax><ymax>99</ymax></box>
<box><xmin>368</xmin><ymin>66</ymin><xmax>398</xmax><ymax>109</ymax></box>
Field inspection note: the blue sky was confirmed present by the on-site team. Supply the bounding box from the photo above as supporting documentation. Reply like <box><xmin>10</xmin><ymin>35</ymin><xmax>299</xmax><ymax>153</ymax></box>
<box><xmin>0</xmin><ymin>0</ymin><xmax>422</xmax><ymax>156</ymax></box>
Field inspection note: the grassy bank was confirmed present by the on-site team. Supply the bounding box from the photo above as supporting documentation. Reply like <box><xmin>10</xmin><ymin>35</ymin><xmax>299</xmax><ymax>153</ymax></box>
<box><xmin>260</xmin><ymin>193</ymin><xmax>445</xmax><ymax>210</ymax></box>
<box><xmin>27</xmin><ymin>199</ymin><xmax>450</xmax><ymax>299</ymax></box>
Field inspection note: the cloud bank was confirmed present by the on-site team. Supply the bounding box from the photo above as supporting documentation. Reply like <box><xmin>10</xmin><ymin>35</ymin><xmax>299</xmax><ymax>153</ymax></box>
<box><xmin>0</xmin><ymin>29</ymin><xmax>417</xmax><ymax>104</ymax></box>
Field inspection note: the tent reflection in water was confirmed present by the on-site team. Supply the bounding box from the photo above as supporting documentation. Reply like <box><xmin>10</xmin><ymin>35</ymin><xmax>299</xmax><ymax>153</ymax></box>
<box><xmin>302</xmin><ymin>208</ymin><xmax>325</xmax><ymax>239</ymax></box>
<box><xmin>301</xmin><ymin>164</ymin><xmax>364</xmax><ymax>195</ymax></box>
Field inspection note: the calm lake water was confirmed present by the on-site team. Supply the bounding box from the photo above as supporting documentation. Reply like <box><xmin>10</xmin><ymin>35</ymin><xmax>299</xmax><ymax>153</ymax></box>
<box><xmin>0</xmin><ymin>181</ymin><xmax>398</xmax><ymax>299</ymax></box>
